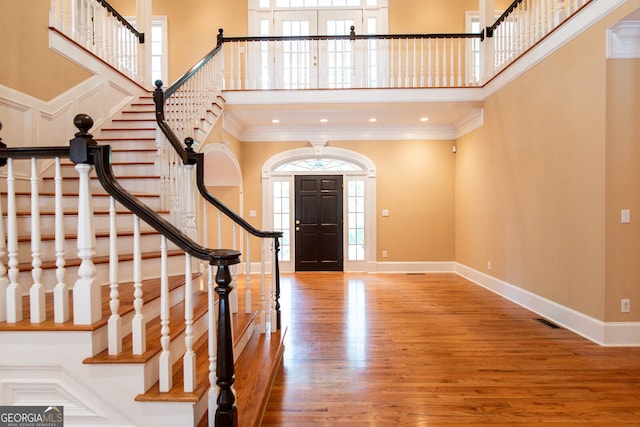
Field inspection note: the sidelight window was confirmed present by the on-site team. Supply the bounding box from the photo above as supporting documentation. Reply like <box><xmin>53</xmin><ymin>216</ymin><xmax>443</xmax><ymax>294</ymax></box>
<box><xmin>273</xmin><ymin>181</ymin><xmax>291</xmax><ymax>261</ymax></box>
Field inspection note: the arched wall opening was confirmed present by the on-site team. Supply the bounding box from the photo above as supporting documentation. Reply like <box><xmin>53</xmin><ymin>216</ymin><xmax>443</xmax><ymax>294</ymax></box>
<box><xmin>262</xmin><ymin>145</ymin><xmax>377</xmax><ymax>273</ymax></box>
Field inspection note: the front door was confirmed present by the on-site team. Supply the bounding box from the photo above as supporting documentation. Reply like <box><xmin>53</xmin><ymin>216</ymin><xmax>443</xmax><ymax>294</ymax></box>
<box><xmin>294</xmin><ymin>175</ymin><xmax>343</xmax><ymax>271</ymax></box>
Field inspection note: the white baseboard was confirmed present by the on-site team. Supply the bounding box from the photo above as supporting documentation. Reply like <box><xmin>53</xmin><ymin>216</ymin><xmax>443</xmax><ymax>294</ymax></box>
<box><xmin>374</xmin><ymin>261</ymin><xmax>457</xmax><ymax>273</ymax></box>
<box><xmin>454</xmin><ymin>263</ymin><xmax>640</xmax><ymax>347</ymax></box>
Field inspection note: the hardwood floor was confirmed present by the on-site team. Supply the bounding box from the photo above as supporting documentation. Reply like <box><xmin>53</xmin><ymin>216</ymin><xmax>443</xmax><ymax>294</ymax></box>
<box><xmin>260</xmin><ymin>272</ymin><xmax>640</xmax><ymax>426</ymax></box>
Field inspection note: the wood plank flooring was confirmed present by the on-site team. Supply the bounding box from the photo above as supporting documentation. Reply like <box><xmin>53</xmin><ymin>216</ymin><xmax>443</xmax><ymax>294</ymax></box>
<box><xmin>261</xmin><ymin>272</ymin><xmax>640</xmax><ymax>426</ymax></box>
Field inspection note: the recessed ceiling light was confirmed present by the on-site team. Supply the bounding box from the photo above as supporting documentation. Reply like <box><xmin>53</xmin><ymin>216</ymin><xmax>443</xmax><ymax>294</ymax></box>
<box><xmin>420</xmin><ymin>117</ymin><xmax>429</xmax><ymax>122</ymax></box>
<box><xmin>271</xmin><ymin>119</ymin><xmax>280</xmax><ymax>124</ymax></box>
<box><xmin>320</xmin><ymin>118</ymin><xmax>328</xmax><ymax>123</ymax></box>
<box><xmin>369</xmin><ymin>118</ymin><xmax>377</xmax><ymax>123</ymax></box>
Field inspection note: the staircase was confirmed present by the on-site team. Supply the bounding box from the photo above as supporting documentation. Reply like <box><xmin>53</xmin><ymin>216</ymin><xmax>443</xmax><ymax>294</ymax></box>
<box><xmin>0</xmin><ymin>95</ymin><xmax>285</xmax><ymax>426</ymax></box>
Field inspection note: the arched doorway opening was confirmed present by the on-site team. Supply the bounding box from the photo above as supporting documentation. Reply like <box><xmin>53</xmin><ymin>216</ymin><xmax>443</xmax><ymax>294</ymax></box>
<box><xmin>262</xmin><ymin>145</ymin><xmax>376</xmax><ymax>273</ymax></box>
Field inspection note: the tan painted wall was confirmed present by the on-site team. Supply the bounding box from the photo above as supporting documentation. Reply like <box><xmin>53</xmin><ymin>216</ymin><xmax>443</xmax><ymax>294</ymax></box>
<box><xmin>333</xmin><ymin>139</ymin><xmax>455</xmax><ymax>261</ymax></box>
<box><xmin>109</xmin><ymin>0</ymin><xmax>247</xmax><ymax>84</ymax></box>
<box><xmin>239</xmin><ymin>139</ymin><xmax>455</xmax><ymax>262</ymax></box>
<box><xmin>455</xmin><ymin>2</ymin><xmax>640</xmax><ymax>322</ymax></box>
<box><xmin>0</xmin><ymin>0</ymin><xmax>92</xmax><ymax>100</ymax></box>
<box><xmin>389</xmin><ymin>0</ymin><xmax>513</xmax><ymax>33</ymax></box>
<box><xmin>605</xmin><ymin>58</ymin><xmax>640</xmax><ymax>322</ymax></box>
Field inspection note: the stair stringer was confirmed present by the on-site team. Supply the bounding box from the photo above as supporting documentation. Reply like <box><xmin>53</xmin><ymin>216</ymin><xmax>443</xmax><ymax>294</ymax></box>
<box><xmin>0</xmin><ymin>331</ymin><xmax>141</xmax><ymax>426</ymax></box>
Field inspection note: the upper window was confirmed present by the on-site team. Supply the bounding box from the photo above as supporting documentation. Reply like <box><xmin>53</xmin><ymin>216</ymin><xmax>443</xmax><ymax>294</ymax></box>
<box><xmin>275</xmin><ymin>158</ymin><xmax>362</xmax><ymax>172</ymax></box>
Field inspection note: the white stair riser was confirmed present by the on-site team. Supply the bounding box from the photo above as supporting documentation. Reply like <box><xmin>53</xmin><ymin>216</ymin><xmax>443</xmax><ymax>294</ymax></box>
<box><xmin>98</xmin><ymin>128</ymin><xmax>157</xmax><ymax>139</ymax></box>
<box><xmin>110</xmin><ymin>150</ymin><xmax>159</xmax><ymax>164</ymax></box>
<box><xmin>95</xmin><ymin>137</ymin><xmax>159</xmax><ymax>150</ymax></box>
<box><xmin>121</xmin><ymin>111</ymin><xmax>156</xmax><ymax>120</ymax></box>
<box><xmin>109</xmin><ymin>120</ymin><xmax>157</xmax><ymax>129</ymax></box>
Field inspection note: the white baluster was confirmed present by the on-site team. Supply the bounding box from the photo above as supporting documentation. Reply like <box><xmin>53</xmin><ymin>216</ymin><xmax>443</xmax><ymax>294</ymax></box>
<box><xmin>132</xmin><ymin>214</ymin><xmax>146</xmax><ymax>354</ymax></box>
<box><xmin>259</xmin><ymin>239</ymin><xmax>266</xmax><ymax>334</ymax></box>
<box><xmin>73</xmin><ymin>162</ymin><xmax>100</xmax><ymax>325</ymax></box>
<box><xmin>457</xmin><ymin>38</ymin><xmax>462</xmax><ymax>86</ymax></box>
<box><xmin>405</xmin><ymin>38</ymin><xmax>410</xmax><ymax>87</ymax></box>
<box><xmin>183</xmin><ymin>254</ymin><xmax>196</xmax><ymax>392</ymax></box>
<box><xmin>29</xmin><ymin>157</ymin><xmax>45</xmax><ymax>323</ymax></box>
<box><xmin>411</xmin><ymin>38</ymin><xmax>416</xmax><ymax>87</ymax></box>
<box><xmin>419</xmin><ymin>38</ymin><xmax>425</xmax><ymax>87</ymax></box>
<box><xmin>435</xmin><ymin>38</ymin><xmax>440</xmax><ymax>87</ymax></box>
<box><xmin>427</xmin><ymin>38</ymin><xmax>433</xmax><ymax>87</ymax></box>
<box><xmin>54</xmin><ymin>157</ymin><xmax>69</xmax><ymax>323</ymax></box>
<box><xmin>207</xmin><ymin>264</ymin><xmax>217</xmax><ymax>426</ymax></box>
<box><xmin>442</xmin><ymin>38</ymin><xmax>448</xmax><ymax>86</ymax></box>
<box><xmin>108</xmin><ymin>197</ymin><xmax>121</xmax><ymax>354</ymax></box>
<box><xmin>6</xmin><ymin>158</ymin><xmax>21</xmax><ymax>323</ymax></box>
<box><xmin>555</xmin><ymin>0</ymin><xmax>567</xmax><ymax>24</ymax></box>
<box><xmin>397</xmin><ymin>38</ymin><xmax>402</xmax><ymax>87</ymax></box>
<box><xmin>237</xmin><ymin>41</ymin><xmax>243</xmax><ymax>90</ymax></box>
<box><xmin>245</xmin><ymin>232</ymin><xmax>252</xmax><ymax>313</ymax></box>
<box><xmin>449</xmin><ymin>38</ymin><xmax>454</xmax><ymax>87</ymax></box>
<box><xmin>159</xmin><ymin>236</ymin><xmax>172</xmax><ymax>392</ymax></box>
<box><xmin>270</xmin><ymin>241</ymin><xmax>278</xmax><ymax>333</ymax></box>
<box><xmin>389</xmin><ymin>38</ymin><xmax>395</xmax><ymax>87</ymax></box>
<box><xmin>0</xmin><ymin>159</ymin><xmax>7</xmax><ymax>322</ymax></box>
<box><xmin>184</xmin><ymin>161</ymin><xmax>198</xmax><ymax>297</ymax></box>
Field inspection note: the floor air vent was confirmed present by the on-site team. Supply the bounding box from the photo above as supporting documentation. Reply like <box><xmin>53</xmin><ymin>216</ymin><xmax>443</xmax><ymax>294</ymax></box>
<box><xmin>535</xmin><ymin>318</ymin><xmax>561</xmax><ymax>329</ymax></box>
<box><xmin>406</xmin><ymin>273</ymin><xmax>426</xmax><ymax>275</ymax></box>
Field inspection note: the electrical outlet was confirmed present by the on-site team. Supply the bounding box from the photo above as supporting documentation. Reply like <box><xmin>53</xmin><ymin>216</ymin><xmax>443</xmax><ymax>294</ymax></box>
<box><xmin>621</xmin><ymin>299</ymin><xmax>631</xmax><ymax>313</ymax></box>
<box><xmin>487</xmin><ymin>261</ymin><xmax>492</xmax><ymax>270</ymax></box>
<box><xmin>382</xmin><ymin>250</ymin><xmax>388</xmax><ymax>258</ymax></box>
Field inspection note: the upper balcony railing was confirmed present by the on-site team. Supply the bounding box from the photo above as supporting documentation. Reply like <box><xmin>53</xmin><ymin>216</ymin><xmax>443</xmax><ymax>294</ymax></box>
<box><xmin>48</xmin><ymin>0</ymin><xmax>593</xmax><ymax>91</ymax></box>
<box><xmin>50</xmin><ymin>0</ymin><xmax>146</xmax><ymax>85</ymax></box>
<box><xmin>219</xmin><ymin>29</ymin><xmax>484</xmax><ymax>90</ymax></box>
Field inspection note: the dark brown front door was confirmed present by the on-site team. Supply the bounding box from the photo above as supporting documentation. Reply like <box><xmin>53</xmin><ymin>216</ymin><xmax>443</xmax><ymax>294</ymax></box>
<box><xmin>294</xmin><ymin>175</ymin><xmax>343</xmax><ymax>271</ymax></box>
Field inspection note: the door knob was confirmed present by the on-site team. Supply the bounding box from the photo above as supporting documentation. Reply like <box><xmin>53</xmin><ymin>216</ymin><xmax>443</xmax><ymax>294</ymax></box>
<box><xmin>296</xmin><ymin>226</ymin><xmax>300</xmax><ymax>232</ymax></box>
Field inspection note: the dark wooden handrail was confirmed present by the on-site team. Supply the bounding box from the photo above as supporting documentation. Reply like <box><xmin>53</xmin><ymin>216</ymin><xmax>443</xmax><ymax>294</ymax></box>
<box><xmin>486</xmin><ymin>0</ymin><xmax>524</xmax><ymax>37</ymax></box>
<box><xmin>96</xmin><ymin>0</ymin><xmax>145</xmax><ymax>43</ymax></box>
<box><xmin>0</xmin><ymin>115</ymin><xmax>239</xmax><ymax>265</ymax></box>
<box><xmin>218</xmin><ymin>27</ymin><xmax>483</xmax><ymax>44</ymax></box>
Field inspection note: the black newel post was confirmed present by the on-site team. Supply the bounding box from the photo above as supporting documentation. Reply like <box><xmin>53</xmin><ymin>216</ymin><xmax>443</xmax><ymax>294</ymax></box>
<box><xmin>274</xmin><ymin>237</ymin><xmax>281</xmax><ymax>330</ymax></box>
<box><xmin>0</xmin><ymin>121</ymin><xmax>6</xmax><ymax>167</ymax></box>
<box><xmin>217</xmin><ymin>28</ymin><xmax>224</xmax><ymax>47</ymax></box>
<box><xmin>153</xmin><ymin>80</ymin><xmax>165</xmax><ymax>121</ymax></box>
<box><xmin>70</xmin><ymin>114</ymin><xmax>97</xmax><ymax>164</ymax></box>
<box><xmin>214</xmin><ymin>261</ymin><xmax>238</xmax><ymax>427</ymax></box>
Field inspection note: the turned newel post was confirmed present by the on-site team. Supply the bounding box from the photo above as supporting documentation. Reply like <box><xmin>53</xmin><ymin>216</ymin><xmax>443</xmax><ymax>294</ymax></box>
<box><xmin>210</xmin><ymin>250</ymin><xmax>241</xmax><ymax>427</ymax></box>
<box><xmin>70</xmin><ymin>114</ymin><xmax>101</xmax><ymax>324</ymax></box>
<box><xmin>0</xmin><ymin>121</ymin><xmax>8</xmax><ymax>323</ymax></box>
<box><xmin>153</xmin><ymin>80</ymin><xmax>165</xmax><ymax>121</ymax></box>
<box><xmin>274</xmin><ymin>236</ymin><xmax>282</xmax><ymax>330</ymax></box>
<box><xmin>217</xmin><ymin>28</ymin><xmax>224</xmax><ymax>47</ymax></box>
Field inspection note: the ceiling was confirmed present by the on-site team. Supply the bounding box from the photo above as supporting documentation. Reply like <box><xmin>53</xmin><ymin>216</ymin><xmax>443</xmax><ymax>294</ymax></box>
<box><xmin>222</xmin><ymin>88</ymin><xmax>485</xmax><ymax>142</ymax></box>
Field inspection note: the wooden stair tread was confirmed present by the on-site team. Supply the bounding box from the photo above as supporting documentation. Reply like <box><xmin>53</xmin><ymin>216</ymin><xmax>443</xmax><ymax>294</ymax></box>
<box><xmin>84</xmin><ymin>289</ymin><xmax>210</xmax><ymax>364</ymax></box>
<box><xmin>234</xmin><ymin>327</ymin><xmax>286</xmax><ymax>427</ymax></box>
<box><xmin>196</xmin><ymin>327</ymin><xmax>287</xmax><ymax>427</ymax></box>
<box><xmin>135</xmin><ymin>310</ymin><xmax>258</xmax><ymax>402</ymax></box>
<box><xmin>13</xmin><ymin>208</ymin><xmax>169</xmax><ymax>216</ymax></box>
<box><xmin>0</xmin><ymin>273</ymin><xmax>195</xmax><ymax>332</ymax></box>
